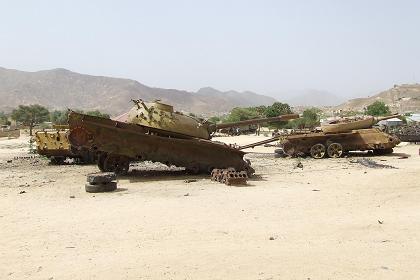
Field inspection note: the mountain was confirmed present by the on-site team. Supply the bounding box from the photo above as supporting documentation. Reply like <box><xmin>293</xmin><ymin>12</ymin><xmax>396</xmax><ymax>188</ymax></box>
<box><xmin>284</xmin><ymin>89</ymin><xmax>345</xmax><ymax>107</ymax></box>
<box><xmin>336</xmin><ymin>84</ymin><xmax>420</xmax><ymax>113</ymax></box>
<box><xmin>0</xmin><ymin>67</ymin><xmax>276</xmax><ymax>116</ymax></box>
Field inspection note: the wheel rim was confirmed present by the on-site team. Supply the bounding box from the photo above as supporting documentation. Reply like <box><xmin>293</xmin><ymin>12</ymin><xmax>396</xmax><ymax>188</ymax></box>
<box><xmin>310</xmin><ymin>143</ymin><xmax>326</xmax><ymax>159</ymax></box>
<box><xmin>327</xmin><ymin>143</ymin><xmax>343</xmax><ymax>158</ymax></box>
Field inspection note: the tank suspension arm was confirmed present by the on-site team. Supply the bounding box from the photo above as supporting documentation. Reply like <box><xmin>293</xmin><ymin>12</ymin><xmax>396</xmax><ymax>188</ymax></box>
<box><xmin>238</xmin><ymin>136</ymin><xmax>280</xmax><ymax>150</ymax></box>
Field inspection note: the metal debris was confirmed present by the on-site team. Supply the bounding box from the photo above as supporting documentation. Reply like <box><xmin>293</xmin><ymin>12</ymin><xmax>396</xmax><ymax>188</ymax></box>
<box><xmin>392</xmin><ymin>124</ymin><xmax>420</xmax><ymax>142</ymax></box>
<box><xmin>211</xmin><ymin>168</ymin><xmax>248</xmax><ymax>186</ymax></box>
<box><xmin>184</xmin><ymin>179</ymin><xmax>197</xmax><ymax>183</ymax></box>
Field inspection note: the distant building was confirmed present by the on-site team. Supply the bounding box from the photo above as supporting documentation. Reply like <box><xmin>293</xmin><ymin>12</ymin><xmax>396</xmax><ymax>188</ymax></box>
<box><xmin>406</xmin><ymin>113</ymin><xmax>420</xmax><ymax>123</ymax></box>
<box><xmin>377</xmin><ymin>117</ymin><xmax>404</xmax><ymax>127</ymax></box>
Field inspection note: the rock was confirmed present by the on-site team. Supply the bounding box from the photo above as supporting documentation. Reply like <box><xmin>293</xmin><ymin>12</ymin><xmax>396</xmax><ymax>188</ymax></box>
<box><xmin>294</xmin><ymin>160</ymin><xmax>303</xmax><ymax>169</ymax></box>
<box><xmin>69</xmin><ymin>195</ymin><xmax>75</xmax><ymax>198</ymax></box>
<box><xmin>269</xmin><ymin>236</ymin><xmax>275</xmax><ymax>240</ymax></box>
<box><xmin>184</xmin><ymin>179</ymin><xmax>197</xmax><ymax>183</ymax></box>
<box><xmin>184</xmin><ymin>193</ymin><xmax>190</xmax><ymax>196</ymax></box>
<box><xmin>18</xmin><ymin>191</ymin><xmax>26</xmax><ymax>194</ymax></box>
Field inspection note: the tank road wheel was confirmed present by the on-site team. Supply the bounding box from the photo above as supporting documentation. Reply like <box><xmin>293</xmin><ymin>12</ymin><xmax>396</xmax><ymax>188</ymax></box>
<box><xmin>327</xmin><ymin>143</ymin><xmax>343</xmax><ymax>158</ymax></box>
<box><xmin>310</xmin><ymin>143</ymin><xmax>326</xmax><ymax>159</ymax></box>
<box><xmin>103</xmin><ymin>154</ymin><xmax>130</xmax><ymax>175</ymax></box>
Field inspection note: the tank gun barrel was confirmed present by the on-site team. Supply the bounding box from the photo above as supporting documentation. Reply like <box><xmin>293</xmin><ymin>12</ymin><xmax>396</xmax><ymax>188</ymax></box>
<box><xmin>373</xmin><ymin>114</ymin><xmax>401</xmax><ymax>124</ymax></box>
<box><xmin>213</xmin><ymin>114</ymin><xmax>299</xmax><ymax>131</ymax></box>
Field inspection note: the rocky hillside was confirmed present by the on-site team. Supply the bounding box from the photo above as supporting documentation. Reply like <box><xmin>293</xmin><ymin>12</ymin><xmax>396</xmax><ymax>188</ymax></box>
<box><xmin>336</xmin><ymin>84</ymin><xmax>420</xmax><ymax>113</ymax></box>
<box><xmin>0</xmin><ymin>67</ymin><xmax>276</xmax><ymax>116</ymax></box>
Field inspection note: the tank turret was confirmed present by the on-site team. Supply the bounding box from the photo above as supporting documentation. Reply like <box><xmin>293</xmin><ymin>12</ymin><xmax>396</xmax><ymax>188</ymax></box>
<box><xmin>126</xmin><ymin>100</ymin><xmax>298</xmax><ymax>139</ymax></box>
<box><xmin>321</xmin><ymin>114</ymin><xmax>401</xmax><ymax>133</ymax></box>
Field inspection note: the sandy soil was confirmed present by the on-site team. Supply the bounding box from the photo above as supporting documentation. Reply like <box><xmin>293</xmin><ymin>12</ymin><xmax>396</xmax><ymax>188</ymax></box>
<box><xmin>0</xmin><ymin>134</ymin><xmax>419</xmax><ymax>280</ymax></box>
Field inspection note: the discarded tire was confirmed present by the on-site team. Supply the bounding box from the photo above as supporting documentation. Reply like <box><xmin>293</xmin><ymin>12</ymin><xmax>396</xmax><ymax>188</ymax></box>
<box><xmin>86</xmin><ymin>172</ymin><xmax>117</xmax><ymax>184</ymax></box>
<box><xmin>85</xmin><ymin>182</ymin><xmax>117</xmax><ymax>193</ymax></box>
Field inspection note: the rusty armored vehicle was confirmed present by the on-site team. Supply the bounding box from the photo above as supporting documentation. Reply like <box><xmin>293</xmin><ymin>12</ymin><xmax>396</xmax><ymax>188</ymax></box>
<box><xmin>67</xmin><ymin>100</ymin><xmax>298</xmax><ymax>174</ymax></box>
<box><xmin>241</xmin><ymin>115</ymin><xmax>401</xmax><ymax>159</ymax></box>
<box><xmin>35</xmin><ymin>125</ymin><xmax>96</xmax><ymax>164</ymax></box>
<box><xmin>281</xmin><ymin>115</ymin><xmax>401</xmax><ymax>158</ymax></box>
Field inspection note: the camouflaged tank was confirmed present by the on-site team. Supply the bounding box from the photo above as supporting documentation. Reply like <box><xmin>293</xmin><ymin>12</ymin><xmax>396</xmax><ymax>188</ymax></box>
<box><xmin>67</xmin><ymin>100</ymin><xmax>298</xmax><ymax>174</ymax></box>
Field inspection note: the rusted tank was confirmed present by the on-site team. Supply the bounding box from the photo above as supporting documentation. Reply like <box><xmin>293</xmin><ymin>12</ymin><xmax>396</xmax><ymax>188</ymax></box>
<box><xmin>280</xmin><ymin>115</ymin><xmax>401</xmax><ymax>158</ymax></box>
<box><xmin>35</xmin><ymin>126</ymin><xmax>96</xmax><ymax>164</ymax></box>
<box><xmin>67</xmin><ymin>100</ymin><xmax>298</xmax><ymax>174</ymax></box>
<box><xmin>239</xmin><ymin>115</ymin><xmax>402</xmax><ymax>158</ymax></box>
<box><xmin>281</xmin><ymin>128</ymin><xmax>400</xmax><ymax>158</ymax></box>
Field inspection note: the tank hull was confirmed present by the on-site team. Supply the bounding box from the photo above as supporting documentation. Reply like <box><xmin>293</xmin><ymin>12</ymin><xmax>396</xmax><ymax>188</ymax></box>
<box><xmin>67</xmin><ymin>112</ymin><xmax>254</xmax><ymax>174</ymax></box>
<box><xmin>282</xmin><ymin>128</ymin><xmax>400</xmax><ymax>158</ymax></box>
<box><xmin>34</xmin><ymin>129</ymin><xmax>96</xmax><ymax>164</ymax></box>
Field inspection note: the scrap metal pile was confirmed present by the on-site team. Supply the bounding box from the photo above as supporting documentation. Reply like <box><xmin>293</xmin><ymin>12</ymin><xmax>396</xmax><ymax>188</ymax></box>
<box><xmin>392</xmin><ymin>124</ymin><xmax>420</xmax><ymax>142</ymax></box>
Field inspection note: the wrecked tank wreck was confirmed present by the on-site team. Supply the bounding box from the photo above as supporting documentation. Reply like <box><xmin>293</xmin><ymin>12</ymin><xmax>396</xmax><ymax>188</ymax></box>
<box><xmin>67</xmin><ymin>100</ymin><xmax>298</xmax><ymax>174</ymax></box>
<box><xmin>35</xmin><ymin>125</ymin><xmax>96</xmax><ymax>164</ymax></box>
<box><xmin>283</xmin><ymin>115</ymin><xmax>401</xmax><ymax>158</ymax></box>
<box><xmin>240</xmin><ymin>115</ymin><xmax>401</xmax><ymax>159</ymax></box>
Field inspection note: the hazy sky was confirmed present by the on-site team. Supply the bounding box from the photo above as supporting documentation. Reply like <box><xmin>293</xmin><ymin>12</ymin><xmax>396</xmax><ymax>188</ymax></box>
<box><xmin>1</xmin><ymin>0</ymin><xmax>419</xmax><ymax>100</ymax></box>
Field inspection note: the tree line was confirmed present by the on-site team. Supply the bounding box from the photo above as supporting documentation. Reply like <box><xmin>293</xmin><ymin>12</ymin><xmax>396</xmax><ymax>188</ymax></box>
<box><xmin>208</xmin><ymin>100</ymin><xmax>394</xmax><ymax>130</ymax></box>
<box><xmin>0</xmin><ymin>104</ymin><xmax>110</xmax><ymax>135</ymax></box>
<box><xmin>209</xmin><ymin>102</ymin><xmax>322</xmax><ymax>129</ymax></box>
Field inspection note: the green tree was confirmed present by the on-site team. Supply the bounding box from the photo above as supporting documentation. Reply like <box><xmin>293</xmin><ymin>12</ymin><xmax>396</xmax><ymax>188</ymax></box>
<box><xmin>224</xmin><ymin>107</ymin><xmax>261</xmax><ymax>123</ymax></box>
<box><xmin>264</xmin><ymin>102</ymin><xmax>293</xmax><ymax>128</ymax></box>
<box><xmin>365</xmin><ymin>101</ymin><xmax>391</xmax><ymax>116</ymax></box>
<box><xmin>50</xmin><ymin>110</ymin><xmax>69</xmax><ymax>125</ymax></box>
<box><xmin>301</xmin><ymin>107</ymin><xmax>321</xmax><ymax>128</ymax></box>
<box><xmin>208</xmin><ymin>116</ymin><xmax>221</xmax><ymax>123</ymax></box>
<box><xmin>285</xmin><ymin>107</ymin><xmax>321</xmax><ymax>129</ymax></box>
<box><xmin>0</xmin><ymin>111</ymin><xmax>7</xmax><ymax>125</ymax></box>
<box><xmin>264</xmin><ymin>102</ymin><xmax>292</xmax><ymax>117</ymax></box>
<box><xmin>253</xmin><ymin>105</ymin><xmax>268</xmax><ymax>117</ymax></box>
<box><xmin>11</xmin><ymin>105</ymin><xmax>50</xmax><ymax>135</ymax></box>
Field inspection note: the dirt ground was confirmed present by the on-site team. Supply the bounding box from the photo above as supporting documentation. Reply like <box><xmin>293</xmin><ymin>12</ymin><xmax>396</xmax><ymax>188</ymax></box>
<box><xmin>0</xmin><ymin>134</ymin><xmax>419</xmax><ymax>280</ymax></box>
